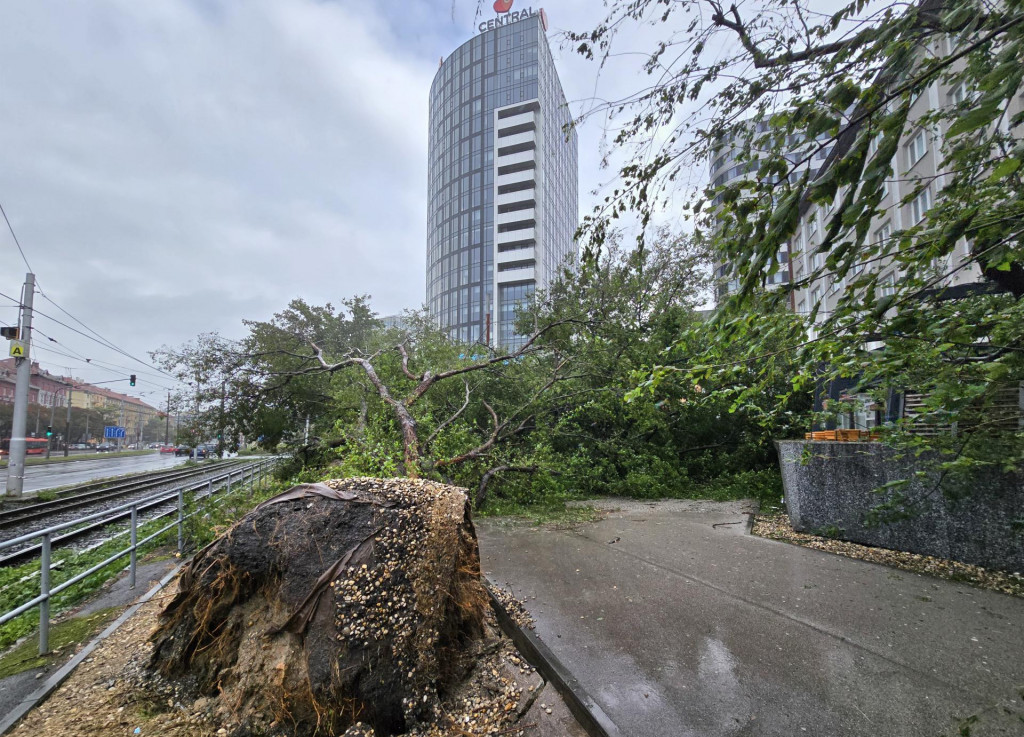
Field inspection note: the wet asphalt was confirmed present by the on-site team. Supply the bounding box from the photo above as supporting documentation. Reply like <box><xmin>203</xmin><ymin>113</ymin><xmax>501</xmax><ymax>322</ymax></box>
<box><xmin>477</xmin><ymin>499</ymin><xmax>1024</xmax><ymax>737</ymax></box>
<box><xmin>0</xmin><ymin>453</ymin><xmax>187</xmax><ymax>495</ymax></box>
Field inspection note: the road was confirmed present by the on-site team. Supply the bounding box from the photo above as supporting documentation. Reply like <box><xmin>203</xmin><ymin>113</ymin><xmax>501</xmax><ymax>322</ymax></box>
<box><xmin>0</xmin><ymin>453</ymin><xmax>188</xmax><ymax>494</ymax></box>
<box><xmin>478</xmin><ymin>499</ymin><xmax>1024</xmax><ymax>737</ymax></box>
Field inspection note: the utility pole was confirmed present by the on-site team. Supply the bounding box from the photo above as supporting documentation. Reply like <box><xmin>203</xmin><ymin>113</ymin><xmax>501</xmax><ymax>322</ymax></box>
<box><xmin>64</xmin><ymin>387</ymin><xmax>72</xmax><ymax>457</ymax></box>
<box><xmin>6</xmin><ymin>272</ymin><xmax>35</xmax><ymax>497</ymax></box>
<box><xmin>304</xmin><ymin>415</ymin><xmax>310</xmax><ymax>445</ymax></box>
<box><xmin>84</xmin><ymin>393</ymin><xmax>90</xmax><ymax>444</ymax></box>
<box><xmin>164</xmin><ymin>391</ymin><xmax>170</xmax><ymax>445</ymax></box>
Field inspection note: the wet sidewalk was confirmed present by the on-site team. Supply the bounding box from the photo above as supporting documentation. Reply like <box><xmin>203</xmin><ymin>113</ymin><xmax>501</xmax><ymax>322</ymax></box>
<box><xmin>477</xmin><ymin>500</ymin><xmax>1024</xmax><ymax>737</ymax></box>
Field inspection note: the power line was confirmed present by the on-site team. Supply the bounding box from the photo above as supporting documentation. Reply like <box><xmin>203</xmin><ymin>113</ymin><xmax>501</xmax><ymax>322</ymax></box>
<box><xmin>35</xmin><ymin>289</ymin><xmax>178</xmax><ymax>380</ymax></box>
<box><xmin>0</xmin><ymin>199</ymin><xmax>33</xmax><ymax>274</ymax></box>
<box><xmin>0</xmin><ymin>287</ymin><xmax>178</xmax><ymax>381</ymax></box>
<box><xmin>1</xmin><ymin>308</ymin><xmax>180</xmax><ymax>392</ymax></box>
<box><xmin>27</xmin><ymin>340</ymin><xmax>178</xmax><ymax>393</ymax></box>
<box><xmin>0</xmin><ymin>200</ymin><xmax>179</xmax><ymax>381</ymax></box>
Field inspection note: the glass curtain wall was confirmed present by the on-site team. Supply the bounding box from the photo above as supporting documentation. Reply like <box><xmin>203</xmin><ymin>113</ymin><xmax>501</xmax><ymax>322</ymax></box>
<box><xmin>426</xmin><ymin>17</ymin><xmax>541</xmax><ymax>345</ymax></box>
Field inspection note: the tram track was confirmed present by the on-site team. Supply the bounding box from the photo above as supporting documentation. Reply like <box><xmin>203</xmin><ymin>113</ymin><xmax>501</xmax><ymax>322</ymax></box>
<box><xmin>0</xmin><ymin>462</ymin><xmax>245</xmax><ymax>534</ymax></box>
<box><xmin>0</xmin><ymin>460</ymin><xmax>268</xmax><ymax>566</ymax></box>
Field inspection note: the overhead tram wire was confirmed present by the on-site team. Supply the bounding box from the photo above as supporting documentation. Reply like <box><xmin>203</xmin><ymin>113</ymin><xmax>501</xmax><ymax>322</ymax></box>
<box><xmin>0</xmin><ymin>199</ymin><xmax>34</xmax><ymax>274</ymax></box>
<box><xmin>35</xmin><ymin>289</ymin><xmax>178</xmax><ymax>381</ymax></box>
<box><xmin>27</xmin><ymin>343</ymin><xmax>178</xmax><ymax>391</ymax></box>
<box><xmin>0</xmin><ymin>303</ymin><xmax>180</xmax><ymax>392</ymax></box>
<box><xmin>25</xmin><ymin>332</ymin><xmax>179</xmax><ymax>393</ymax></box>
<box><xmin>0</xmin><ymin>199</ymin><xmax>178</xmax><ymax>382</ymax></box>
<box><xmin>0</xmin><ymin>288</ymin><xmax>177</xmax><ymax>382</ymax></box>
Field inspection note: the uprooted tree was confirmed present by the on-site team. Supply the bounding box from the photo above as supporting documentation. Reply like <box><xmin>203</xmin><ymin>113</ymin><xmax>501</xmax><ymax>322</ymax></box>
<box><xmin>154</xmin><ymin>228</ymin><xmax>797</xmax><ymax>507</ymax></box>
<box><xmin>149</xmin><ymin>477</ymin><xmax>502</xmax><ymax>736</ymax></box>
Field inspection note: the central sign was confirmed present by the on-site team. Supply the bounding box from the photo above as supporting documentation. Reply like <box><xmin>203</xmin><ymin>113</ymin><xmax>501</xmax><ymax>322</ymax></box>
<box><xmin>478</xmin><ymin>1</ymin><xmax>539</xmax><ymax>33</ymax></box>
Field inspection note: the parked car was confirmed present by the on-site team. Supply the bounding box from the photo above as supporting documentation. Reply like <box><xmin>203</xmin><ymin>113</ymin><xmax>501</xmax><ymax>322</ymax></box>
<box><xmin>174</xmin><ymin>446</ymin><xmax>192</xmax><ymax>457</ymax></box>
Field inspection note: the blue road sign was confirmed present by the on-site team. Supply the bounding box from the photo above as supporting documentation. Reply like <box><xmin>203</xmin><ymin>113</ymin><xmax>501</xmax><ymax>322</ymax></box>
<box><xmin>104</xmin><ymin>426</ymin><xmax>127</xmax><ymax>439</ymax></box>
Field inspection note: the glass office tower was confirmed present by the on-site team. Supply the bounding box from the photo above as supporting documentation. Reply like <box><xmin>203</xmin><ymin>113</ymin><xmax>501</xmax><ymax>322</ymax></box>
<box><xmin>426</xmin><ymin>11</ymin><xmax>578</xmax><ymax>348</ymax></box>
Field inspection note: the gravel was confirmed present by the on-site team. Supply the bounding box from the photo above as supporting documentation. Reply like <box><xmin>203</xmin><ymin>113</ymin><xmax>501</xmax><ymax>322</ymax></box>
<box><xmin>4</xmin><ymin>577</ymin><xmax>575</xmax><ymax>737</ymax></box>
<box><xmin>753</xmin><ymin>511</ymin><xmax>1024</xmax><ymax>598</ymax></box>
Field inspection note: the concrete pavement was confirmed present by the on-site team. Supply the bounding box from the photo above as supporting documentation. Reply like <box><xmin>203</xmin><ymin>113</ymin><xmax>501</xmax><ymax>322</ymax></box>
<box><xmin>477</xmin><ymin>499</ymin><xmax>1024</xmax><ymax>736</ymax></box>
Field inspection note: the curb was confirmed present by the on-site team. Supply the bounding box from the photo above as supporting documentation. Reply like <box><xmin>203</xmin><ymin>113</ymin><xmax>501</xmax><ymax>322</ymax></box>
<box><xmin>0</xmin><ymin>564</ymin><xmax>183</xmax><ymax>736</ymax></box>
<box><xmin>484</xmin><ymin>577</ymin><xmax>621</xmax><ymax>737</ymax></box>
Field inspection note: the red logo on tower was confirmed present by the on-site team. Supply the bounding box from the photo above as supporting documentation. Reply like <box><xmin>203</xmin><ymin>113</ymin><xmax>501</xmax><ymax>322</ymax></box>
<box><xmin>494</xmin><ymin>0</ymin><xmax>513</xmax><ymax>13</ymax></box>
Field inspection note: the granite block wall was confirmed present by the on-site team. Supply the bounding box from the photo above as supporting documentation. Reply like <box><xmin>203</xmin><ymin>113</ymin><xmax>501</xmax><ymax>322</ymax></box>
<box><xmin>776</xmin><ymin>440</ymin><xmax>1024</xmax><ymax>573</ymax></box>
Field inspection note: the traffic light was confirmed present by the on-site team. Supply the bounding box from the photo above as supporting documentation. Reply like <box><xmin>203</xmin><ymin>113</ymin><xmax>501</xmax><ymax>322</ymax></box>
<box><xmin>129</xmin><ymin>374</ymin><xmax>136</xmax><ymax>387</ymax></box>
<box><xmin>45</xmin><ymin>426</ymin><xmax>52</xmax><ymax>438</ymax></box>
<box><xmin>0</xmin><ymin>326</ymin><xmax>18</xmax><ymax>339</ymax></box>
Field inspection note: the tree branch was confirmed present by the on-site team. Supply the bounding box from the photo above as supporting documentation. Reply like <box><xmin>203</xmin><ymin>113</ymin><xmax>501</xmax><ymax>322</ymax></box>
<box><xmin>708</xmin><ymin>1</ymin><xmax>869</xmax><ymax>69</ymax></box>
<box><xmin>475</xmin><ymin>465</ymin><xmax>543</xmax><ymax>508</ymax></box>
<box><xmin>424</xmin><ymin>379</ymin><xmax>472</xmax><ymax>448</ymax></box>
<box><xmin>309</xmin><ymin>341</ymin><xmax>423</xmax><ymax>476</ymax></box>
<box><xmin>435</xmin><ymin>401</ymin><xmax>503</xmax><ymax>469</ymax></box>
<box><xmin>396</xmin><ymin>342</ymin><xmax>420</xmax><ymax>381</ymax></box>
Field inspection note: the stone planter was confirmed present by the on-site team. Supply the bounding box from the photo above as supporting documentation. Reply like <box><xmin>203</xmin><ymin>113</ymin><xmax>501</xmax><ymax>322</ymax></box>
<box><xmin>776</xmin><ymin>440</ymin><xmax>1024</xmax><ymax>573</ymax></box>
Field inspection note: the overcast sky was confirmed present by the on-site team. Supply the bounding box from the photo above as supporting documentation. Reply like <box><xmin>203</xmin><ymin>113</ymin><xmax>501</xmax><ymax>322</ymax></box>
<box><xmin>0</xmin><ymin>0</ymin><xmax>676</xmax><ymax>405</ymax></box>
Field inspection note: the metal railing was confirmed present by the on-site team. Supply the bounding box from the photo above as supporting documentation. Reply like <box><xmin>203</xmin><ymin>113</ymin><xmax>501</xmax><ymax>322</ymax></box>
<box><xmin>0</xmin><ymin>457</ymin><xmax>279</xmax><ymax>655</ymax></box>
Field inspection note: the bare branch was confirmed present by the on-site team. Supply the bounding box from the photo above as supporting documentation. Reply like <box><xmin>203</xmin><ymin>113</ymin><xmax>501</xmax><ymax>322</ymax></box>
<box><xmin>708</xmin><ymin>1</ymin><xmax>865</xmax><ymax>69</ymax></box>
<box><xmin>406</xmin><ymin>319</ymin><xmax>575</xmax><ymax>407</ymax></box>
<box><xmin>396</xmin><ymin>342</ymin><xmax>420</xmax><ymax>381</ymax></box>
<box><xmin>309</xmin><ymin>341</ymin><xmax>423</xmax><ymax>477</ymax></box>
<box><xmin>435</xmin><ymin>401</ymin><xmax>503</xmax><ymax>469</ymax></box>
<box><xmin>424</xmin><ymin>379</ymin><xmax>472</xmax><ymax>448</ymax></box>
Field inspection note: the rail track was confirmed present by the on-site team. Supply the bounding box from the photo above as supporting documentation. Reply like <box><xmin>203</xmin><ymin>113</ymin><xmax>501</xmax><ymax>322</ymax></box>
<box><xmin>0</xmin><ymin>460</ymin><xmax>269</xmax><ymax>567</ymax></box>
<box><xmin>0</xmin><ymin>458</ymin><xmax>280</xmax><ymax>657</ymax></box>
<box><xmin>0</xmin><ymin>461</ymin><xmax>245</xmax><ymax>533</ymax></box>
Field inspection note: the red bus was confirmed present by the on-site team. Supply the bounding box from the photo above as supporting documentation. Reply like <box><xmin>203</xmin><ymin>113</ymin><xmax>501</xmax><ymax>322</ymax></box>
<box><xmin>0</xmin><ymin>437</ymin><xmax>49</xmax><ymax>456</ymax></box>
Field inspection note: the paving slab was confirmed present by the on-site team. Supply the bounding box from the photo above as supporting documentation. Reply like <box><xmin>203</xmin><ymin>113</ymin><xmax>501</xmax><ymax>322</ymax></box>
<box><xmin>478</xmin><ymin>499</ymin><xmax>1024</xmax><ymax>737</ymax></box>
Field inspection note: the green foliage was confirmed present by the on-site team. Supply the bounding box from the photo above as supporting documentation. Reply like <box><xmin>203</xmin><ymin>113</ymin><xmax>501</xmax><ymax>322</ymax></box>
<box><xmin>569</xmin><ymin>0</ymin><xmax>1024</xmax><ymax>487</ymax></box>
<box><xmin>0</xmin><ymin>608</ymin><xmax>118</xmax><ymax>679</ymax></box>
<box><xmin>816</xmin><ymin>524</ymin><xmax>845</xmax><ymax>540</ymax></box>
<box><xmin>156</xmin><ymin>235</ymin><xmax>806</xmax><ymax>513</ymax></box>
<box><xmin>691</xmin><ymin>469</ymin><xmax>785</xmax><ymax>509</ymax></box>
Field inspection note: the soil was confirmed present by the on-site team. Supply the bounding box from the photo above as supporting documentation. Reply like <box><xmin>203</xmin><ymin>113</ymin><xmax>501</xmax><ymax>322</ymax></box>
<box><xmin>133</xmin><ymin>477</ymin><xmax>584</xmax><ymax>736</ymax></box>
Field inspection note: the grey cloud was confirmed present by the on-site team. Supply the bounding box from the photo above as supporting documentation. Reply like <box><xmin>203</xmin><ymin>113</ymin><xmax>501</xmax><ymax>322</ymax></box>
<box><xmin>0</xmin><ymin>0</ymin><xmax>662</xmax><ymax>388</ymax></box>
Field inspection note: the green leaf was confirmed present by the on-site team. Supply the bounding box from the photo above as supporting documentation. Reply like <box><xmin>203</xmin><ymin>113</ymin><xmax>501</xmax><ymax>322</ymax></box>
<box><xmin>947</xmin><ymin>102</ymin><xmax>1001</xmax><ymax>136</ymax></box>
<box><xmin>988</xmin><ymin>158</ymin><xmax>1021</xmax><ymax>182</ymax></box>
